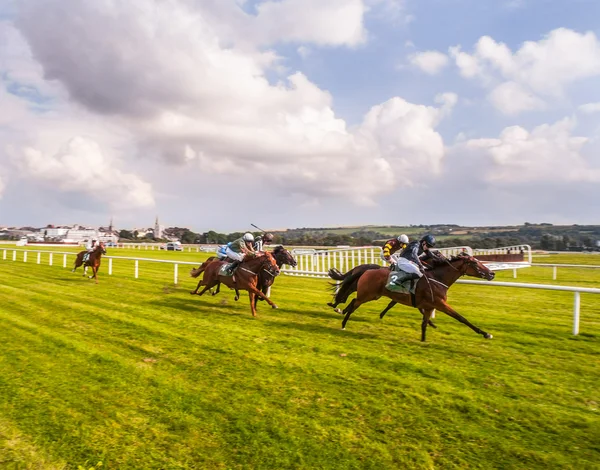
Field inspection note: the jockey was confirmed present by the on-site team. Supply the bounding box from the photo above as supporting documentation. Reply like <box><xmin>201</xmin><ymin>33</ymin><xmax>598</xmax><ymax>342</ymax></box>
<box><xmin>254</xmin><ymin>232</ymin><xmax>274</xmax><ymax>252</ymax></box>
<box><xmin>381</xmin><ymin>234</ymin><xmax>409</xmax><ymax>265</ymax></box>
<box><xmin>225</xmin><ymin>232</ymin><xmax>256</xmax><ymax>273</ymax></box>
<box><xmin>83</xmin><ymin>239</ymin><xmax>98</xmax><ymax>262</ymax></box>
<box><xmin>394</xmin><ymin>234</ymin><xmax>443</xmax><ymax>282</ymax></box>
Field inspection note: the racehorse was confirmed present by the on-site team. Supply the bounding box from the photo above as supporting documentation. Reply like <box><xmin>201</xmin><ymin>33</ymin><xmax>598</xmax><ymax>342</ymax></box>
<box><xmin>328</xmin><ymin>253</ymin><xmax>495</xmax><ymax>341</ymax></box>
<box><xmin>190</xmin><ymin>245</ymin><xmax>297</xmax><ymax>303</ymax></box>
<box><xmin>72</xmin><ymin>242</ymin><xmax>107</xmax><ymax>284</ymax></box>
<box><xmin>192</xmin><ymin>252</ymin><xmax>280</xmax><ymax>317</ymax></box>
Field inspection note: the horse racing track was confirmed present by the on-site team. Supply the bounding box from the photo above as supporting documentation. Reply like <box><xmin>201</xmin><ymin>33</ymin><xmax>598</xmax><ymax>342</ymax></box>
<box><xmin>0</xmin><ymin>248</ymin><xmax>598</xmax><ymax>469</ymax></box>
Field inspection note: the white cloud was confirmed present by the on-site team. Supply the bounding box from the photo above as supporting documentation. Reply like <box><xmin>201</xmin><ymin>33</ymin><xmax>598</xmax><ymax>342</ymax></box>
<box><xmin>251</xmin><ymin>0</ymin><xmax>367</xmax><ymax>47</ymax></box>
<box><xmin>408</xmin><ymin>50</ymin><xmax>449</xmax><ymax>75</ymax></box>
<box><xmin>11</xmin><ymin>137</ymin><xmax>154</xmax><ymax>209</ymax></box>
<box><xmin>579</xmin><ymin>102</ymin><xmax>600</xmax><ymax>114</ymax></box>
<box><xmin>488</xmin><ymin>81</ymin><xmax>545</xmax><ymax>115</ymax></box>
<box><xmin>465</xmin><ymin>118</ymin><xmax>600</xmax><ymax>184</ymax></box>
<box><xmin>5</xmin><ymin>0</ymin><xmax>454</xmax><ymax>207</ymax></box>
<box><xmin>450</xmin><ymin>28</ymin><xmax>600</xmax><ymax>114</ymax></box>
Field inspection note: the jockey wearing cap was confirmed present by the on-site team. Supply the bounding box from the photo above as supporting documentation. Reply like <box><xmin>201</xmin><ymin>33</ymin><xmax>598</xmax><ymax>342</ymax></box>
<box><xmin>83</xmin><ymin>238</ymin><xmax>98</xmax><ymax>263</ymax></box>
<box><xmin>224</xmin><ymin>232</ymin><xmax>256</xmax><ymax>274</ymax></box>
<box><xmin>381</xmin><ymin>234</ymin><xmax>409</xmax><ymax>266</ymax></box>
<box><xmin>254</xmin><ymin>232</ymin><xmax>274</xmax><ymax>252</ymax></box>
<box><xmin>394</xmin><ymin>234</ymin><xmax>444</xmax><ymax>282</ymax></box>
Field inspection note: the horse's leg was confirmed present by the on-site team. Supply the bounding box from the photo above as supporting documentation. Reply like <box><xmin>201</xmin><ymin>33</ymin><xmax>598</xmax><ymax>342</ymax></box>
<box><xmin>93</xmin><ymin>265</ymin><xmax>99</xmax><ymax>284</ymax></box>
<box><xmin>420</xmin><ymin>309</ymin><xmax>435</xmax><ymax>342</ymax></box>
<box><xmin>211</xmin><ymin>282</ymin><xmax>221</xmax><ymax>296</ymax></box>
<box><xmin>196</xmin><ymin>282</ymin><xmax>217</xmax><ymax>297</ymax></box>
<box><xmin>379</xmin><ymin>300</ymin><xmax>397</xmax><ymax>319</ymax></box>
<box><xmin>249</xmin><ymin>292</ymin><xmax>257</xmax><ymax>317</ymax></box>
<box><xmin>436</xmin><ymin>300</ymin><xmax>492</xmax><ymax>339</ymax></box>
<box><xmin>190</xmin><ymin>277</ymin><xmax>203</xmax><ymax>295</ymax></box>
<box><xmin>341</xmin><ymin>298</ymin><xmax>362</xmax><ymax>330</ymax></box>
<box><xmin>246</xmin><ymin>284</ymin><xmax>278</xmax><ymax>309</ymax></box>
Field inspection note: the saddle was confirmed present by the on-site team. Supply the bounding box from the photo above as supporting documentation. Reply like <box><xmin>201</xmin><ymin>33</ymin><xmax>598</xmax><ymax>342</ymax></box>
<box><xmin>385</xmin><ymin>270</ymin><xmax>419</xmax><ymax>295</ymax></box>
<box><xmin>218</xmin><ymin>262</ymin><xmax>235</xmax><ymax>277</ymax></box>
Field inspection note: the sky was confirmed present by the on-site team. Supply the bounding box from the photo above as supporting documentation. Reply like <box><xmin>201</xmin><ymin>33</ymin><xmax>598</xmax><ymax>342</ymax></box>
<box><xmin>0</xmin><ymin>0</ymin><xmax>599</xmax><ymax>232</ymax></box>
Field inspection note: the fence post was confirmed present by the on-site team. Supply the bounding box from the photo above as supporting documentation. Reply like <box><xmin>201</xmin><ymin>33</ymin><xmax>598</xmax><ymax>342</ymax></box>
<box><xmin>49</xmin><ymin>253</ymin><xmax>53</xmax><ymax>266</ymax></box>
<box><xmin>553</xmin><ymin>266</ymin><xmax>557</xmax><ymax>280</ymax></box>
<box><xmin>109</xmin><ymin>258</ymin><xmax>113</xmax><ymax>275</ymax></box>
<box><xmin>134</xmin><ymin>260</ymin><xmax>139</xmax><ymax>279</ymax></box>
<box><xmin>513</xmin><ymin>268</ymin><xmax>517</xmax><ymax>279</ymax></box>
<box><xmin>174</xmin><ymin>263</ymin><xmax>179</xmax><ymax>284</ymax></box>
<box><xmin>23</xmin><ymin>251</ymin><xmax>27</xmax><ymax>262</ymax></box>
<box><xmin>12</xmin><ymin>250</ymin><xmax>16</xmax><ymax>261</ymax></box>
<box><xmin>37</xmin><ymin>252</ymin><xmax>41</xmax><ymax>264</ymax></box>
<box><xmin>63</xmin><ymin>254</ymin><xmax>67</xmax><ymax>268</ymax></box>
<box><xmin>3</xmin><ymin>249</ymin><xmax>6</xmax><ymax>259</ymax></box>
<box><xmin>573</xmin><ymin>291</ymin><xmax>580</xmax><ymax>335</ymax></box>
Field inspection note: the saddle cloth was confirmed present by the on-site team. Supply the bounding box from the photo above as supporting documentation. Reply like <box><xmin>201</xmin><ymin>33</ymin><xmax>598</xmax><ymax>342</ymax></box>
<box><xmin>218</xmin><ymin>263</ymin><xmax>234</xmax><ymax>277</ymax></box>
<box><xmin>385</xmin><ymin>270</ymin><xmax>419</xmax><ymax>295</ymax></box>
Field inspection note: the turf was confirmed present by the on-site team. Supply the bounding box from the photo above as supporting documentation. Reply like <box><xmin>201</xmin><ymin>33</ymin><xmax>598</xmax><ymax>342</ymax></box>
<box><xmin>0</xmin><ymin>247</ymin><xmax>598</xmax><ymax>469</ymax></box>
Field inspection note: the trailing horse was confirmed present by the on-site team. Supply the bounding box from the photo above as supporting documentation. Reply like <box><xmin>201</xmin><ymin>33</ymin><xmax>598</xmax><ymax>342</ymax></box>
<box><xmin>72</xmin><ymin>242</ymin><xmax>107</xmax><ymax>284</ymax></box>
<box><xmin>190</xmin><ymin>245</ymin><xmax>297</xmax><ymax>303</ymax></box>
<box><xmin>192</xmin><ymin>252</ymin><xmax>280</xmax><ymax>317</ymax></box>
<box><xmin>328</xmin><ymin>253</ymin><xmax>495</xmax><ymax>341</ymax></box>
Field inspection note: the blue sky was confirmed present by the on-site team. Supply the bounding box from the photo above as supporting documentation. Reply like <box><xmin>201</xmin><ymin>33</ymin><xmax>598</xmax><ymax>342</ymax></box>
<box><xmin>1</xmin><ymin>0</ymin><xmax>600</xmax><ymax>231</ymax></box>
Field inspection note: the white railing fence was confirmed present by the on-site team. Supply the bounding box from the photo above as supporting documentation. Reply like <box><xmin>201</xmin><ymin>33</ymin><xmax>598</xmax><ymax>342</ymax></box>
<box><xmin>457</xmin><ymin>280</ymin><xmax>600</xmax><ymax>335</ymax></box>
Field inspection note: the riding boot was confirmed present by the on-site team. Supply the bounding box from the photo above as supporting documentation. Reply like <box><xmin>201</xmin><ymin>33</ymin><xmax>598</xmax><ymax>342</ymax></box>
<box><xmin>227</xmin><ymin>260</ymin><xmax>241</xmax><ymax>275</ymax></box>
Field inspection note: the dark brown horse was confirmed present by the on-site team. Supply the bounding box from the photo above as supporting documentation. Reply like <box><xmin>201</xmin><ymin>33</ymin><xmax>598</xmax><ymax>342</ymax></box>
<box><xmin>193</xmin><ymin>252</ymin><xmax>280</xmax><ymax>317</ymax></box>
<box><xmin>329</xmin><ymin>253</ymin><xmax>495</xmax><ymax>341</ymax></box>
<box><xmin>72</xmin><ymin>242</ymin><xmax>107</xmax><ymax>284</ymax></box>
<box><xmin>190</xmin><ymin>245</ymin><xmax>297</xmax><ymax>303</ymax></box>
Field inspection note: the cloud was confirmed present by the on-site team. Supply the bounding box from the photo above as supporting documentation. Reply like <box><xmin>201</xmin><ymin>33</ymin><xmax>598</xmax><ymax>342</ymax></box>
<box><xmin>579</xmin><ymin>102</ymin><xmax>600</xmax><ymax>114</ymax></box>
<box><xmin>8</xmin><ymin>0</ymin><xmax>455</xmax><ymax>207</ymax></box>
<box><xmin>450</xmin><ymin>28</ymin><xmax>600</xmax><ymax>114</ymax></box>
<box><xmin>10</xmin><ymin>137</ymin><xmax>155</xmax><ymax>209</ymax></box>
<box><xmin>464</xmin><ymin>118</ymin><xmax>600</xmax><ymax>184</ymax></box>
<box><xmin>488</xmin><ymin>81</ymin><xmax>545</xmax><ymax>115</ymax></box>
<box><xmin>408</xmin><ymin>50</ymin><xmax>449</xmax><ymax>75</ymax></box>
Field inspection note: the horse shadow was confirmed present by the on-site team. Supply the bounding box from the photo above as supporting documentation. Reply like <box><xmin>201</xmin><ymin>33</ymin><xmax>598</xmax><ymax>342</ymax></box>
<box><xmin>262</xmin><ymin>317</ymin><xmax>379</xmax><ymax>340</ymax></box>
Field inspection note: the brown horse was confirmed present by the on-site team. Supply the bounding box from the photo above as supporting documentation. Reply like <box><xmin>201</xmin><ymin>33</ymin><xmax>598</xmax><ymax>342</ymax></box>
<box><xmin>193</xmin><ymin>252</ymin><xmax>280</xmax><ymax>317</ymax></box>
<box><xmin>190</xmin><ymin>245</ymin><xmax>297</xmax><ymax>303</ymax></box>
<box><xmin>329</xmin><ymin>253</ymin><xmax>495</xmax><ymax>341</ymax></box>
<box><xmin>72</xmin><ymin>242</ymin><xmax>107</xmax><ymax>284</ymax></box>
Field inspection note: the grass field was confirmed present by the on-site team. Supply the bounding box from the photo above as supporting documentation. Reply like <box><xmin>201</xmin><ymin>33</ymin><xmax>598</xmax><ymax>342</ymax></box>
<box><xmin>0</xmin><ymin>246</ymin><xmax>599</xmax><ymax>469</ymax></box>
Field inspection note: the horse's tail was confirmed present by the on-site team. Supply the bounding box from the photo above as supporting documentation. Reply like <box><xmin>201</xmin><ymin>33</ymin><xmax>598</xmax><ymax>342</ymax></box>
<box><xmin>328</xmin><ymin>264</ymin><xmax>382</xmax><ymax>305</ymax></box>
<box><xmin>327</xmin><ymin>267</ymin><xmax>346</xmax><ymax>281</ymax></box>
<box><xmin>190</xmin><ymin>256</ymin><xmax>216</xmax><ymax>278</ymax></box>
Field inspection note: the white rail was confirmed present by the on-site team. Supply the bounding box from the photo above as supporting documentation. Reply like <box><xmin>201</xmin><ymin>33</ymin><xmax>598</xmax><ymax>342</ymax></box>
<box><xmin>0</xmin><ymin>248</ymin><xmax>197</xmax><ymax>284</ymax></box>
<box><xmin>456</xmin><ymin>280</ymin><xmax>600</xmax><ymax>335</ymax></box>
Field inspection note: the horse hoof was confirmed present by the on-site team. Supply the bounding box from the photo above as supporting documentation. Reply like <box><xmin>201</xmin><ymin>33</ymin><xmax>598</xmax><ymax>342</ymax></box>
<box><xmin>271</xmin><ymin>305</ymin><xmax>278</xmax><ymax>309</ymax></box>
<box><xmin>190</xmin><ymin>291</ymin><xmax>196</xmax><ymax>295</ymax></box>
<box><xmin>334</xmin><ymin>308</ymin><xmax>342</xmax><ymax>314</ymax></box>
<box><xmin>234</xmin><ymin>296</ymin><xmax>239</xmax><ymax>302</ymax></box>
<box><xmin>341</xmin><ymin>327</ymin><xmax>346</xmax><ymax>331</ymax></box>
<box><xmin>484</xmin><ymin>333</ymin><xmax>493</xmax><ymax>339</ymax></box>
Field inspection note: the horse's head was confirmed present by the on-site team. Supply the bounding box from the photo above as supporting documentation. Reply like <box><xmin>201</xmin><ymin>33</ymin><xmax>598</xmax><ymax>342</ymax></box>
<box><xmin>97</xmin><ymin>242</ymin><xmax>107</xmax><ymax>255</ymax></box>
<box><xmin>457</xmin><ymin>252</ymin><xmax>495</xmax><ymax>281</ymax></box>
<box><xmin>272</xmin><ymin>245</ymin><xmax>297</xmax><ymax>268</ymax></box>
<box><xmin>262</xmin><ymin>251</ymin><xmax>280</xmax><ymax>276</ymax></box>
